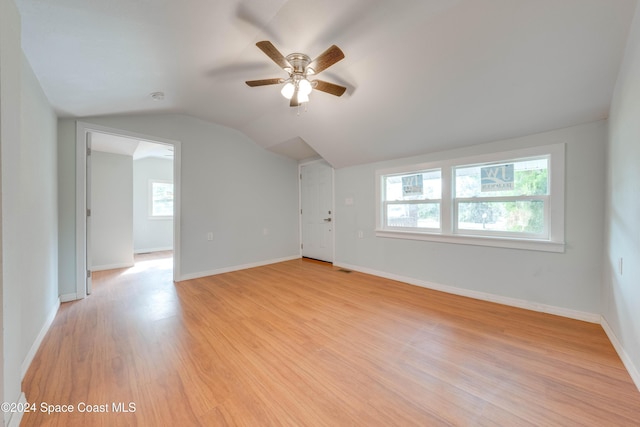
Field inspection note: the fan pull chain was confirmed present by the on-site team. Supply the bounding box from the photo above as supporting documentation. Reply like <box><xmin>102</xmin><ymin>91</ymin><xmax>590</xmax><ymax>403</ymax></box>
<box><xmin>296</xmin><ymin>104</ymin><xmax>309</xmax><ymax>116</ymax></box>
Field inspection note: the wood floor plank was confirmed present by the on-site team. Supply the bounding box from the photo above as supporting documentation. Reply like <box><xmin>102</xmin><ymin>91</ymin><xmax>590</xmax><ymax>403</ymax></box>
<box><xmin>21</xmin><ymin>254</ymin><xmax>640</xmax><ymax>426</ymax></box>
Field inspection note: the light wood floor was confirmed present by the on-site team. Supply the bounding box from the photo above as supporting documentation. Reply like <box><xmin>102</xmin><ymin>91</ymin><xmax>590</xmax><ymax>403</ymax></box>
<box><xmin>22</xmin><ymin>254</ymin><xmax>640</xmax><ymax>426</ymax></box>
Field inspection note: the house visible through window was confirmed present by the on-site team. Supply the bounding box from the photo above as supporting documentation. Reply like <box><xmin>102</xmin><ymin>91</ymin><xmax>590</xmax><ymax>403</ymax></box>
<box><xmin>376</xmin><ymin>143</ymin><xmax>565</xmax><ymax>252</ymax></box>
<box><xmin>150</xmin><ymin>180</ymin><xmax>173</xmax><ymax>218</ymax></box>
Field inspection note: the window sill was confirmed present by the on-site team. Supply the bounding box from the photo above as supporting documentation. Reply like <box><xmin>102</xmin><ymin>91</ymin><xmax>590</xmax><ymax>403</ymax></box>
<box><xmin>375</xmin><ymin>229</ymin><xmax>565</xmax><ymax>253</ymax></box>
<box><xmin>149</xmin><ymin>216</ymin><xmax>173</xmax><ymax>221</ymax></box>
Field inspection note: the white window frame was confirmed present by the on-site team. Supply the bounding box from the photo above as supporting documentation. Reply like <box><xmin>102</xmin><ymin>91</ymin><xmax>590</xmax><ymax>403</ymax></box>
<box><xmin>149</xmin><ymin>179</ymin><xmax>174</xmax><ymax>219</ymax></box>
<box><xmin>376</xmin><ymin>143</ymin><xmax>565</xmax><ymax>252</ymax></box>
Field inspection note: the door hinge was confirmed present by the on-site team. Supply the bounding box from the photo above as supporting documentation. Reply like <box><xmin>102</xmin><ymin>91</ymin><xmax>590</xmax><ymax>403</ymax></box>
<box><xmin>87</xmin><ymin>270</ymin><xmax>92</xmax><ymax>279</ymax></box>
<box><xmin>300</xmin><ymin>173</ymin><xmax>302</xmax><ymax>180</ymax></box>
<box><xmin>301</xmin><ymin>243</ymin><xmax>303</xmax><ymax>250</ymax></box>
<box><xmin>87</xmin><ymin>208</ymin><xmax>91</xmax><ymax>217</ymax></box>
<box><xmin>87</xmin><ymin>147</ymin><xmax>91</xmax><ymax>156</ymax></box>
<box><xmin>300</xmin><ymin>209</ymin><xmax>303</xmax><ymax>215</ymax></box>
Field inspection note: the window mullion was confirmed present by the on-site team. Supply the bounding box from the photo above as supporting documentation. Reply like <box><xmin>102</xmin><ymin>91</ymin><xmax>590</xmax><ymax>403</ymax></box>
<box><xmin>441</xmin><ymin>166</ymin><xmax>452</xmax><ymax>234</ymax></box>
<box><xmin>455</xmin><ymin>195</ymin><xmax>548</xmax><ymax>203</ymax></box>
<box><xmin>385</xmin><ymin>200</ymin><xmax>440</xmax><ymax>205</ymax></box>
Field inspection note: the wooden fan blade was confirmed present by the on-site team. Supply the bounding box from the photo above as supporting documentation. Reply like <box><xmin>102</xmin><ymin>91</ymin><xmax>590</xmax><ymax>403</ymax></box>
<box><xmin>290</xmin><ymin>87</ymin><xmax>300</xmax><ymax>107</ymax></box>
<box><xmin>313</xmin><ymin>80</ymin><xmax>347</xmax><ymax>97</ymax></box>
<box><xmin>256</xmin><ymin>41</ymin><xmax>291</xmax><ymax>70</ymax></box>
<box><xmin>245</xmin><ymin>78</ymin><xmax>282</xmax><ymax>87</ymax></box>
<box><xmin>308</xmin><ymin>45</ymin><xmax>344</xmax><ymax>74</ymax></box>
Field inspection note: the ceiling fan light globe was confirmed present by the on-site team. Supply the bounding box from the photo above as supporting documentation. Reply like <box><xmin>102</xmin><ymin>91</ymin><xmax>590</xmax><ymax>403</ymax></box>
<box><xmin>281</xmin><ymin>82</ymin><xmax>295</xmax><ymax>99</ymax></box>
<box><xmin>299</xmin><ymin>78</ymin><xmax>312</xmax><ymax>96</ymax></box>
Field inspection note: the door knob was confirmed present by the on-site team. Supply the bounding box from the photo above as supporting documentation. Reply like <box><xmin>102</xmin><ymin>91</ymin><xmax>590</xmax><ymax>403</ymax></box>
<box><xmin>323</xmin><ymin>218</ymin><xmax>332</xmax><ymax>222</ymax></box>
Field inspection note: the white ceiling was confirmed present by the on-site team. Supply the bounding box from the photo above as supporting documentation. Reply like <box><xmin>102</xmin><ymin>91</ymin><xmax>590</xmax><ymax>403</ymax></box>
<box><xmin>91</xmin><ymin>132</ymin><xmax>173</xmax><ymax>160</ymax></box>
<box><xmin>15</xmin><ymin>0</ymin><xmax>638</xmax><ymax>168</ymax></box>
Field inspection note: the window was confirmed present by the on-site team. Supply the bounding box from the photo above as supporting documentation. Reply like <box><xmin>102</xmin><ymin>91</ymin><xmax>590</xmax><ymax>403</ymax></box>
<box><xmin>376</xmin><ymin>144</ymin><xmax>565</xmax><ymax>252</ymax></box>
<box><xmin>383</xmin><ymin>170</ymin><xmax>441</xmax><ymax>230</ymax></box>
<box><xmin>454</xmin><ymin>158</ymin><xmax>548</xmax><ymax>238</ymax></box>
<box><xmin>149</xmin><ymin>180</ymin><xmax>173</xmax><ymax>218</ymax></box>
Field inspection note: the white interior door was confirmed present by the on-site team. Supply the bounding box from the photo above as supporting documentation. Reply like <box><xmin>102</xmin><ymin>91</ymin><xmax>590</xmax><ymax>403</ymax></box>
<box><xmin>301</xmin><ymin>161</ymin><xmax>334</xmax><ymax>262</ymax></box>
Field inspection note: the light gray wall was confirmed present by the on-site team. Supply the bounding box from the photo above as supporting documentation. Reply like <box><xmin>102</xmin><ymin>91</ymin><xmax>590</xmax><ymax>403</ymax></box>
<box><xmin>605</xmin><ymin>3</ymin><xmax>640</xmax><ymax>381</ymax></box>
<box><xmin>335</xmin><ymin>120</ymin><xmax>606</xmax><ymax>315</ymax></box>
<box><xmin>58</xmin><ymin>114</ymin><xmax>300</xmax><ymax>294</ymax></box>
<box><xmin>133</xmin><ymin>157</ymin><xmax>173</xmax><ymax>253</ymax></box>
<box><xmin>91</xmin><ymin>151</ymin><xmax>133</xmax><ymax>270</ymax></box>
<box><xmin>0</xmin><ymin>0</ymin><xmax>22</xmax><ymax>414</ymax></box>
<box><xmin>1</xmin><ymin>0</ymin><xmax>58</xmax><ymax>419</ymax></box>
<box><xmin>20</xmin><ymin>53</ymin><xmax>58</xmax><ymax>370</ymax></box>
<box><xmin>58</xmin><ymin>119</ymin><xmax>76</xmax><ymax>296</ymax></box>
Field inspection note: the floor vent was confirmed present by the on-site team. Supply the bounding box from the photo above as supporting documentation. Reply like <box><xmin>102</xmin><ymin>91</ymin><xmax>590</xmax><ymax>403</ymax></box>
<box><xmin>337</xmin><ymin>268</ymin><xmax>352</xmax><ymax>273</ymax></box>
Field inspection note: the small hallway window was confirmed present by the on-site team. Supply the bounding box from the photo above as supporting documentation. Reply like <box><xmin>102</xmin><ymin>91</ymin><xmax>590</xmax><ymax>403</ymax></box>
<box><xmin>150</xmin><ymin>180</ymin><xmax>173</xmax><ymax>218</ymax></box>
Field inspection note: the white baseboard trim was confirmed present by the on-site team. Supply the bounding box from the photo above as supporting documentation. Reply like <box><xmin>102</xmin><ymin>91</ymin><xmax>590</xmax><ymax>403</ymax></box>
<box><xmin>60</xmin><ymin>293</ymin><xmax>78</xmax><ymax>303</ymax></box>
<box><xmin>7</xmin><ymin>392</ymin><xmax>27</xmax><ymax>427</ymax></box>
<box><xmin>91</xmin><ymin>262</ymin><xmax>134</xmax><ymax>272</ymax></box>
<box><xmin>179</xmin><ymin>255</ymin><xmax>301</xmax><ymax>281</ymax></box>
<box><xmin>334</xmin><ymin>262</ymin><xmax>601</xmax><ymax>324</ymax></box>
<box><xmin>134</xmin><ymin>246</ymin><xmax>173</xmax><ymax>254</ymax></box>
<box><xmin>601</xmin><ymin>317</ymin><xmax>640</xmax><ymax>392</ymax></box>
<box><xmin>21</xmin><ymin>298</ymin><xmax>61</xmax><ymax>380</ymax></box>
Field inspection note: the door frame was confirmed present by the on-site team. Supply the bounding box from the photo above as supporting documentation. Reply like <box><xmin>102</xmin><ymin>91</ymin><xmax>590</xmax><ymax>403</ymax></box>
<box><xmin>85</xmin><ymin>131</ymin><xmax>93</xmax><ymax>295</ymax></box>
<box><xmin>75</xmin><ymin>121</ymin><xmax>182</xmax><ymax>299</ymax></box>
<box><xmin>298</xmin><ymin>158</ymin><xmax>335</xmax><ymax>263</ymax></box>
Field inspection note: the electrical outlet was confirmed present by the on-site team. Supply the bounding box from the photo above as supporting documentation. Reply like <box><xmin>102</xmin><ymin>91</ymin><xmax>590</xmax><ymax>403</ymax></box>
<box><xmin>358</xmin><ymin>230</ymin><xmax>364</xmax><ymax>239</ymax></box>
<box><xmin>207</xmin><ymin>232</ymin><xmax>213</xmax><ymax>241</ymax></box>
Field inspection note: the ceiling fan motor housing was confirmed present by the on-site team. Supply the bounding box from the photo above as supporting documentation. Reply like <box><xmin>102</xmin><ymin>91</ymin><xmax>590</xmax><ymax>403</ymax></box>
<box><xmin>286</xmin><ymin>53</ymin><xmax>312</xmax><ymax>75</ymax></box>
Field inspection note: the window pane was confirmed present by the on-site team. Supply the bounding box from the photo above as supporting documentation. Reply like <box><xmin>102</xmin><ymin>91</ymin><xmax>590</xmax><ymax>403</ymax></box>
<box><xmin>385</xmin><ymin>170</ymin><xmax>441</xmax><ymax>201</ymax></box>
<box><xmin>457</xmin><ymin>200</ymin><xmax>544</xmax><ymax>234</ymax></box>
<box><xmin>386</xmin><ymin>203</ymin><xmax>440</xmax><ymax>228</ymax></box>
<box><xmin>152</xmin><ymin>182</ymin><xmax>173</xmax><ymax>216</ymax></box>
<box><xmin>455</xmin><ymin>158</ymin><xmax>548</xmax><ymax>198</ymax></box>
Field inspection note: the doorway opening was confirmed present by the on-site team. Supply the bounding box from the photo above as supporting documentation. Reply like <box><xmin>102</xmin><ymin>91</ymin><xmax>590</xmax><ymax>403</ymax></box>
<box><xmin>76</xmin><ymin>122</ymin><xmax>181</xmax><ymax>299</ymax></box>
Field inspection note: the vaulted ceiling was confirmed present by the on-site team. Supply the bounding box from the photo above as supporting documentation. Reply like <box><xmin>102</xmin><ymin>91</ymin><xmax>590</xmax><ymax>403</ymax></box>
<box><xmin>15</xmin><ymin>0</ymin><xmax>638</xmax><ymax>168</ymax></box>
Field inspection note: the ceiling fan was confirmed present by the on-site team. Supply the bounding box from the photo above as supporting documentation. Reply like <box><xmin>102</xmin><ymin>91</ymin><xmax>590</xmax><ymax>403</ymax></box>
<box><xmin>246</xmin><ymin>41</ymin><xmax>347</xmax><ymax>107</ymax></box>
